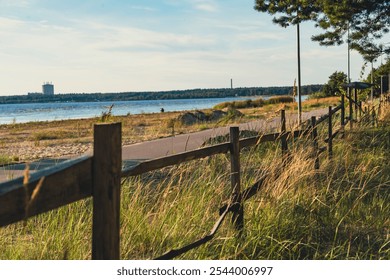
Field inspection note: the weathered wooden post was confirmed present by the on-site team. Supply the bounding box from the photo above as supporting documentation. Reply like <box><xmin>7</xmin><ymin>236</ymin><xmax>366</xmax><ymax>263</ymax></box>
<box><xmin>328</xmin><ymin>106</ymin><xmax>333</xmax><ymax>159</ymax></box>
<box><xmin>354</xmin><ymin>88</ymin><xmax>358</xmax><ymax>120</ymax></box>
<box><xmin>349</xmin><ymin>90</ymin><xmax>353</xmax><ymax>129</ymax></box>
<box><xmin>92</xmin><ymin>122</ymin><xmax>122</xmax><ymax>260</ymax></box>
<box><xmin>311</xmin><ymin>116</ymin><xmax>319</xmax><ymax>169</ymax></box>
<box><xmin>280</xmin><ymin>110</ymin><xmax>288</xmax><ymax>159</ymax></box>
<box><xmin>229</xmin><ymin>126</ymin><xmax>243</xmax><ymax>231</ymax></box>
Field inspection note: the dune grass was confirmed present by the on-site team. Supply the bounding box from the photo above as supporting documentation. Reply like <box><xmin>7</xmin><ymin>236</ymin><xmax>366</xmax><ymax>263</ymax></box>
<box><xmin>0</xmin><ymin>103</ymin><xmax>389</xmax><ymax>259</ymax></box>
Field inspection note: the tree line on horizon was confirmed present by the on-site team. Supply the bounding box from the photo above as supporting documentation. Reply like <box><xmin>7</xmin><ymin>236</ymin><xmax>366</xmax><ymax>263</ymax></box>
<box><xmin>0</xmin><ymin>85</ymin><xmax>322</xmax><ymax>104</ymax></box>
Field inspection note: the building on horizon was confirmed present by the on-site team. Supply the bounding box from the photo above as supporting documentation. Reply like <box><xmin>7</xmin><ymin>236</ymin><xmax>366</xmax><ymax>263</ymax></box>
<box><xmin>42</xmin><ymin>82</ymin><xmax>54</xmax><ymax>95</ymax></box>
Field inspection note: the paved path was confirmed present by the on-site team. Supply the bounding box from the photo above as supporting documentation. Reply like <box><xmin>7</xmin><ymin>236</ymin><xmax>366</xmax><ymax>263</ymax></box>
<box><xmin>0</xmin><ymin>108</ymin><xmax>327</xmax><ymax>183</ymax></box>
<box><xmin>120</xmin><ymin>108</ymin><xmax>326</xmax><ymax>160</ymax></box>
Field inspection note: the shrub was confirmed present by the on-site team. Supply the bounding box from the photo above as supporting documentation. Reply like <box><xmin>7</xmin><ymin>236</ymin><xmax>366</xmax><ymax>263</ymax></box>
<box><xmin>265</xmin><ymin>95</ymin><xmax>294</xmax><ymax>104</ymax></box>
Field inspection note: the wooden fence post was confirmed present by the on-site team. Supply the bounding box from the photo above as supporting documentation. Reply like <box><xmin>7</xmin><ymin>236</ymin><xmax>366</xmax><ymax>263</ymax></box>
<box><xmin>341</xmin><ymin>93</ymin><xmax>345</xmax><ymax>138</ymax></box>
<box><xmin>354</xmin><ymin>88</ymin><xmax>358</xmax><ymax>120</ymax></box>
<box><xmin>311</xmin><ymin>116</ymin><xmax>319</xmax><ymax>170</ymax></box>
<box><xmin>280</xmin><ymin>110</ymin><xmax>288</xmax><ymax>160</ymax></box>
<box><xmin>92</xmin><ymin>122</ymin><xmax>122</xmax><ymax>260</ymax></box>
<box><xmin>230</xmin><ymin>126</ymin><xmax>243</xmax><ymax>231</ymax></box>
<box><xmin>328</xmin><ymin>106</ymin><xmax>333</xmax><ymax>159</ymax></box>
<box><xmin>349</xmin><ymin>90</ymin><xmax>353</xmax><ymax>129</ymax></box>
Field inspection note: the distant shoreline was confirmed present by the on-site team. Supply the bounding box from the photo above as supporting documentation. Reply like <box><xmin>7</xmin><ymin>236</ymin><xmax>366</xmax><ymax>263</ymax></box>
<box><xmin>0</xmin><ymin>85</ymin><xmax>322</xmax><ymax>105</ymax></box>
<box><xmin>0</xmin><ymin>95</ymin><xmax>311</xmax><ymax>125</ymax></box>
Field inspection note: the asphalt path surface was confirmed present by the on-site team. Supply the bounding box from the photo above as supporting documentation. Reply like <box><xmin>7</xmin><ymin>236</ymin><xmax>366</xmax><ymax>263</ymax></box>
<box><xmin>0</xmin><ymin>108</ymin><xmax>328</xmax><ymax>183</ymax></box>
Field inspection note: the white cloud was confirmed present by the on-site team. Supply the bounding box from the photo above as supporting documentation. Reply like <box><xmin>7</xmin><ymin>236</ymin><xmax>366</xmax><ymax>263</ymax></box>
<box><xmin>190</xmin><ymin>0</ymin><xmax>217</xmax><ymax>12</ymax></box>
<box><xmin>79</xmin><ymin>21</ymin><xmax>218</xmax><ymax>53</ymax></box>
<box><xmin>194</xmin><ymin>3</ymin><xmax>216</xmax><ymax>12</ymax></box>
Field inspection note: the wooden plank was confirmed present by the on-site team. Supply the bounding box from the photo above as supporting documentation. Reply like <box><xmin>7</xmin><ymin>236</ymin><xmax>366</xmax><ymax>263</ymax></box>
<box><xmin>318</xmin><ymin>146</ymin><xmax>327</xmax><ymax>154</ymax></box>
<box><xmin>121</xmin><ymin>143</ymin><xmax>230</xmax><ymax>177</ymax></box>
<box><xmin>315</xmin><ymin>104</ymin><xmax>342</xmax><ymax>126</ymax></box>
<box><xmin>345</xmin><ymin>92</ymin><xmax>363</xmax><ymax>109</ymax></box>
<box><xmin>219</xmin><ymin>174</ymin><xmax>269</xmax><ymax>214</ymax></box>
<box><xmin>92</xmin><ymin>123</ymin><xmax>122</xmax><ymax>260</ymax></box>
<box><xmin>293</xmin><ymin>129</ymin><xmax>309</xmax><ymax>138</ymax></box>
<box><xmin>230</xmin><ymin>127</ymin><xmax>243</xmax><ymax>231</ymax></box>
<box><xmin>316</xmin><ymin>113</ymin><xmax>329</xmax><ymax>125</ymax></box>
<box><xmin>331</xmin><ymin>104</ymin><xmax>342</xmax><ymax>114</ymax></box>
<box><xmin>123</xmin><ymin>129</ymin><xmax>284</xmax><ymax>177</ymax></box>
<box><xmin>239</xmin><ymin>133</ymin><xmax>280</xmax><ymax>149</ymax></box>
<box><xmin>0</xmin><ymin>156</ymin><xmax>93</xmax><ymax>227</ymax></box>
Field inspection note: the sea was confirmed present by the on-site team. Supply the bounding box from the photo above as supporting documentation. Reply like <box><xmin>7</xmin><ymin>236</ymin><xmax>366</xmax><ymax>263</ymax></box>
<box><xmin>0</xmin><ymin>95</ymin><xmax>308</xmax><ymax>125</ymax></box>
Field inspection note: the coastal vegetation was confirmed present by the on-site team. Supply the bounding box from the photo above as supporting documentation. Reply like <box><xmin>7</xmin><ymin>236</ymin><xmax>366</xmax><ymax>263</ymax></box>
<box><xmin>0</xmin><ymin>96</ymin><xmax>389</xmax><ymax>259</ymax></box>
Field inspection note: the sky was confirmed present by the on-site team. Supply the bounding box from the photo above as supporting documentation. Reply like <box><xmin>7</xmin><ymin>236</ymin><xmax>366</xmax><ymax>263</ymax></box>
<box><xmin>0</xmin><ymin>0</ymin><xmax>385</xmax><ymax>96</ymax></box>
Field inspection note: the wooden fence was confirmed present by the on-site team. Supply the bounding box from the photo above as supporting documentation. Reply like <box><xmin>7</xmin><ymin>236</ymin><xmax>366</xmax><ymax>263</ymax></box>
<box><xmin>0</xmin><ymin>94</ymin><xmax>388</xmax><ymax>259</ymax></box>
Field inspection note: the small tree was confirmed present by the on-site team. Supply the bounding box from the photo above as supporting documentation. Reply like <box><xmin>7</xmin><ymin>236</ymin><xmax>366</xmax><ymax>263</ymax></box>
<box><xmin>322</xmin><ymin>71</ymin><xmax>347</xmax><ymax>96</ymax></box>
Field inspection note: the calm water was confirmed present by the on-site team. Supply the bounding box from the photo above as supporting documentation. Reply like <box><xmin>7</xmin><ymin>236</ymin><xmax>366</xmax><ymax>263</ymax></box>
<box><xmin>0</xmin><ymin>96</ymin><xmax>308</xmax><ymax>124</ymax></box>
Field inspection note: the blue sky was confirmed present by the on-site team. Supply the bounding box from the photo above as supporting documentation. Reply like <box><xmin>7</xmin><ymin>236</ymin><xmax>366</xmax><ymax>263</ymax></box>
<box><xmin>0</xmin><ymin>0</ymin><xmax>382</xmax><ymax>95</ymax></box>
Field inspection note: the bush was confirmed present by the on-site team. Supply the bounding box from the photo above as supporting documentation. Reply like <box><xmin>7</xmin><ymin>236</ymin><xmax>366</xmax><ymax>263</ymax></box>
<box><xmin>213</xmin><ymin>97</ymin><xmax>266</xmax><ymax>110</ymax></box>
<box><xmin>265</xmin><ymin>95</ymin><xmax>294</xmax><ymax>104</ymax></box>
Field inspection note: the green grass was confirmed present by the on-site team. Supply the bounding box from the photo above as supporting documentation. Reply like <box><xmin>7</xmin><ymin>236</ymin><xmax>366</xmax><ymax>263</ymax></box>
<box><xmin>0</xmin><ymin>155</ymin><xmax>19</xmax><ymax>165</ymax></box>
<box><xmin>0</xmin><ymin>107</ymin><xmax>389</xmax><ymax>260</ymax></box>
<box><xmin>0</xmin><ymin>155</ymin><xmax>12</xmax><ymax>165</ymax></box>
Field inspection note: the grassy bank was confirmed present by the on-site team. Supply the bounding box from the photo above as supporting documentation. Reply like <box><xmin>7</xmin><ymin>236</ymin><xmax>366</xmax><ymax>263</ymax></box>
<box><xmin>0</xmin><ymin>103</ymin><xmax>389</xmax><ymax>259</ymax></box>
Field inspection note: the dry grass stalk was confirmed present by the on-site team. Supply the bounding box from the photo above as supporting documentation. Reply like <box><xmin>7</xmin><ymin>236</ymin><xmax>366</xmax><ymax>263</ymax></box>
<box><xmin>22</xmin><ymin>163</ymin><xmax>45</xmax><ymax>221</ymax></box>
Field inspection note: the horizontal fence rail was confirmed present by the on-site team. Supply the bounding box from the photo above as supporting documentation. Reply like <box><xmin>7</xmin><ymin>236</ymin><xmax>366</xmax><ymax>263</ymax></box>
<box><xmin>122</xmin><ymin>142</ymin><xmax>230</xmax><ymax>177</ymax></box>
<box><xmin>0</xmin><ymin>93</ymin><xmax>388</xmax><ymax>259</ymax></box>
<box><xmin>0</xmin><ymin>156</ymin><xmax>93</xmax><ymax>227</ymax></box>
